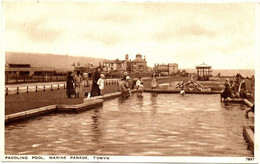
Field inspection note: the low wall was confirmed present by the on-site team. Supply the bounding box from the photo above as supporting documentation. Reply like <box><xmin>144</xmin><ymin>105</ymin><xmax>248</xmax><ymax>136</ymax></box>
<box><xmin>57</xmin><ymin>99</ymin><xmax>103</xmax><ymax>113</ymax></box>
<box><xmin>5</xmin><ymin>105</ymin><xmax>57</xmax><ymax>124</ymax></box>
<box><xmin>5</xmin><ymin>90</ymin><xmax>136</xmax><ymax>124</ymax></box>
<box><xmin>243</xmin><ymin>125</ymin><xmax>254</xmax><ymax>152</ymax></box>
<box><xmin>143</xmin><ymin>88</ymin><xmax>221</xmax><ymax>94</ymax></box>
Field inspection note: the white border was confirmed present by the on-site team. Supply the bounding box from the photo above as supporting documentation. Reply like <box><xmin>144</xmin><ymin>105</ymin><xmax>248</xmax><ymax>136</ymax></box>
<box><xmin>1</xmin><ymin>0</ymin><xmax>259</xmax><ymax>163</ymax></box>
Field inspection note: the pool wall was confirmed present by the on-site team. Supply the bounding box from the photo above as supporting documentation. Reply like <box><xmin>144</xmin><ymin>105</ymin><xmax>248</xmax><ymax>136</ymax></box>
<box><xmin>5</xmin><ymin>90</ymin><xmax>137</xmax><ymax>124</ymax></box>
<box><xmin>144</xmin><ymin>88</ymin><xmax>222</xmax><ymax>94</ymax></box>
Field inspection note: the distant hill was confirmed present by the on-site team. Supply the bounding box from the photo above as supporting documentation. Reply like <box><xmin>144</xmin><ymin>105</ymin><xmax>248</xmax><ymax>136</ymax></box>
<box><xmin>5</xmin><ymin>52</ymin><xmax>104</xmax><ymax>71</ymax></box>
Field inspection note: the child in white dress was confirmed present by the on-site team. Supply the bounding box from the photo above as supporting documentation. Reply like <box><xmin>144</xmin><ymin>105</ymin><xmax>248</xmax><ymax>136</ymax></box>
<box><xmin>97</xmin><ymin>74</ymin><xmax>105</xmax><ymax>95</ymax></box>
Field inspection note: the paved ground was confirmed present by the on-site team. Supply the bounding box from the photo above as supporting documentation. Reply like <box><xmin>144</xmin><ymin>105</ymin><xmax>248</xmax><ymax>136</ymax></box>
<box><xmin>5</xmin><ymin>84</ymin><xmax>118</xmax><ymax>115</ymax></box>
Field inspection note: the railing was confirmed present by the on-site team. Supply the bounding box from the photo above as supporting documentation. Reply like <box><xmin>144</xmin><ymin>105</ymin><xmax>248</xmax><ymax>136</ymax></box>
<box><xmin>5</xmin><ymin>83</ymin><xmax>66</xmax><ymax>96</ymax></box>
<box><xmin>5</xmin><ymin>80</ymin><xmax>120</xmax><ymax>96</ymax></box>
<box><xmin>5</xmin><ymin>74</ymin><xmax>67</xmax><ymax>84</ymax></box>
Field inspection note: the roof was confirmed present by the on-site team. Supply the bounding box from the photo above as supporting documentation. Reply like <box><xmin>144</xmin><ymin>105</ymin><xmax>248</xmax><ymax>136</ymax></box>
<box><xmin>103</xmin><ymin>59</ymin><xmax>125</xmax><ymax>64</ymax></box>
<box><xmin>196</xmin><ymin>63</ymin><xmax>211</xmax><ymax>69</ymax></box>
<box><xmin>132</xmin><ymin>58</ymin><xmax>146</xmax><ymax>63</ymax></box>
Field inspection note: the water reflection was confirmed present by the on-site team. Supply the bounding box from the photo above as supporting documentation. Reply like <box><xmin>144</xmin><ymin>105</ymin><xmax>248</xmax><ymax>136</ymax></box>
<box><xmin>150</xmin><ymin>93</ymin><xmax>158</xmax><ymax>115</ymax></box>
<box><xmin>91</xmin><ymin>108</ymin><xmax>101</xmax><ymax>142</ymax></box>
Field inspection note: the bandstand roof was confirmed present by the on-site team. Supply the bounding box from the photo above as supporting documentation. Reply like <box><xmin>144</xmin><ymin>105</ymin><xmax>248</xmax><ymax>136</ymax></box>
<box><xmin>196</xmin><ymin>63</ymin><xmax>211</xmax><ymax>69</ymax></box>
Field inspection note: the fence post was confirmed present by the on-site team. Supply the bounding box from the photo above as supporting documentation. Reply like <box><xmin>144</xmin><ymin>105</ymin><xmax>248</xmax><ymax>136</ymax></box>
<box><xmin>51</xmin><ymin>84</ymin><xmax>53</xmax><ymax>91</ymax></box>
<box><xmin>58</xmin><ymin>84</ymin><xmax>59</xmax><ymax>90</ymax></box>
<box><xmin>6</xmin><ymin>88</ymin><xmax>8</xmax><ymax>96</ymax></box>
<box><xmin>27</xmin><ymin>86</ymin><xmax>29</xmax><ymax>93</ymax></box>
<box><xmin>17</xmin><ymin>87</ymin><xmax>19</xmax><ymax>94</ymax></box>
<box><xmin>44</xmin><ymin>85</ymin><xmax>45</xmax><ymax>92</ymax></box>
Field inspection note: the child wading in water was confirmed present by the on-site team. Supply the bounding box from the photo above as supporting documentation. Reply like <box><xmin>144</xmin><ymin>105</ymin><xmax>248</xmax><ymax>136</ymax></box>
<box><xmin>136</xmin><ymin>77</ymin><xmax>144</xmax><ymax>97</ymax></box>
<box><xmin>97</xmin><ymin>74</ymin><xmax>105</xmax><ymax>95</ymax></box>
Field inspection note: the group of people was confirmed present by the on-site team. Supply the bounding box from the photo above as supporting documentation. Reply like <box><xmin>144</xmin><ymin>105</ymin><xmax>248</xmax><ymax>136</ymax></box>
<box><xmin>117</xmin><ymin>72</ymin><xmax>133</xmax><ymax>97</ymax></box>
<box><xmin>117</xmin><ymin>72</ymin><xmax>158</xmax><ymax>97</ymax></box>
<box><xmin>221</xmin><ymin>73</ymin><xmax>247</xmax><ymax>101</ymax></box>
<box><xmin>67</xmin><ymin>70</ymin><xmax>159</xmax><ymax>99</ymax></box>
<box><xmin>66</xmin><ymin>68</ymin><xmax>105</xmax><ymax>98</ymax></box>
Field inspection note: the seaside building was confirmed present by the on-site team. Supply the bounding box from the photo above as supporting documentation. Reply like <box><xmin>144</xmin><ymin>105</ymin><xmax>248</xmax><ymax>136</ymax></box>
<box><xmin>103</xmin><ymin>54</ymin><xmax>147</xmax><ymax>73</ymax></box>
<box><xmin>154</xmin><ymin>63</ymin><xmax>178</xmax><ymax>75</ymax></box>
<box><xmin>131</xmin><ymin>54</ymin><xmax>147</xmax><ymax>72</ymax></box>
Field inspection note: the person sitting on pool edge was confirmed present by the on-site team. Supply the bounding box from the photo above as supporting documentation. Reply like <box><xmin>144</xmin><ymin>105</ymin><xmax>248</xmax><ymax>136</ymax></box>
<box><xmin>245</xmin><ymin>104</ymin><xmax>254</xmax><ymax>117</ymax></box>
<box><xmin>221</xmin><ymin>78</ymin><xmax>232</xmax><ymax>101</ymax></box>
<box><xmin>118</xmin><ymin>76</ymin><xmax>131</xmax><ymax>97</ymax></box>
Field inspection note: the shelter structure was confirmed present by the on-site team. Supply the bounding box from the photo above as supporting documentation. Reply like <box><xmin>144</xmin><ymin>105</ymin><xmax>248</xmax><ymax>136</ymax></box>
<box><xmin>196</xmin><ymin>63</ymin><xmax>212</xmax><ymax>81</ymax></box>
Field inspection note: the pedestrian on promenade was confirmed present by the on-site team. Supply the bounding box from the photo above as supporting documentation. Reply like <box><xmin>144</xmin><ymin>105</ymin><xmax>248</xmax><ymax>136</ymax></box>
<box><xmin>151</xmin><ymin>73</ymin><xmax>157</xmax><ymax>89</ymax></box>
<box><xmin>74</xmin><ymin>71</ymin><xmax>83</xmax><ymax>98</ymax></box>
<box><xmin>90</xmin><ymin>67</ymin><xmax>101</xmax><ymax>97</ymax></box>
<box><xmin>66</xmin><ymin>71</ymin><xmax>75</xmax><ymax>98</ymax></box>
<box><xmin>97</xmin><ymin>74</ymin><xmax>105</xmax><ymax>95</ymax></box>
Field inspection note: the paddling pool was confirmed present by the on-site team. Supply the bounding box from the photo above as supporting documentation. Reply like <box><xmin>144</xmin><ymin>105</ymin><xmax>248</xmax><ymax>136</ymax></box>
<box><xmin>5</xmin><ymin>93</ymin><xmax>253</xmax><ymax>156</ymax></box>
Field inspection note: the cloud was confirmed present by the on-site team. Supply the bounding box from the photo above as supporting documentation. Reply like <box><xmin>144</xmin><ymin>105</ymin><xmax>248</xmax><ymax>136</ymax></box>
<box><xmin>2</xmin><ymin>1</ymin><xmax>256</xmax><ymax>69</ymax></box>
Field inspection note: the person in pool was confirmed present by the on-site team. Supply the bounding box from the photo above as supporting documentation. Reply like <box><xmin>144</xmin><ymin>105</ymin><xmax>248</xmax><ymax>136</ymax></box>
<box><xmin>221</xmin><ymin>78</ymin><xmax>232</xmax><ymax>101</ymax></box>
<box><xmin>136</xmin><ymin>77</ymin><xmax>144</xmax><ymax>97</ymax></box>
<box><xmin>119</xmin><ymin>76</ymin><xmax>131</xmax><ymax>97</ymax></box>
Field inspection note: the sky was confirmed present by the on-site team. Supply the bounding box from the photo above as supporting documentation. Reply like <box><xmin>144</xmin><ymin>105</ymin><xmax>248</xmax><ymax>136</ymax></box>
<box><xmin>2</xmin><ymin>1</ymin><xmax>257</xmax><ymax>69</ymax></box>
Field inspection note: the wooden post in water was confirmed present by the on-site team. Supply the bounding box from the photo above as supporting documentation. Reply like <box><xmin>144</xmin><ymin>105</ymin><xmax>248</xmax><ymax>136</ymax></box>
<box><xmin>58</xmin><ymin>84</ymin><xmax>59</xmax><ymax>90</ymax></box>
<box><xmin>44</xmin><ymin>85</ymin><xmax>45</xmax><ymax>92</ymax></box>
<box><xmin>64</xmin><ymin>83</ymin><xmax>66</xmax><ymax>89</ymax></box>
<box><xmin>27</xmin><ymin>86</ymin><xmax>29</xmax><ymax>93</ymax></box>
<box><xmin>17</xmin><ymin>87</ymin><xmax>19</xmax><ymax>94</ymax></box>
<box><xmin>6</xmin><ymin>87</ymin><xmax>8</xmax><ymax>96</ymax></box>
<box><xmin>36</xmin><ymin>85</ymin><xmax>37</xmax><ymax>92</ymax></box>
<box><xmin>51</xmin><ymin>84</ymin><xmax>53</xmax><ymax>91</ymax></box>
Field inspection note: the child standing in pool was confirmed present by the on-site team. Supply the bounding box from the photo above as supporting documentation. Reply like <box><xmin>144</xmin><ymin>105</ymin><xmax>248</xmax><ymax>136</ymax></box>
<box><xmin>136</xmin><ymin>77</ymin><xmax>144</xmax><ymax>96</ymax></box>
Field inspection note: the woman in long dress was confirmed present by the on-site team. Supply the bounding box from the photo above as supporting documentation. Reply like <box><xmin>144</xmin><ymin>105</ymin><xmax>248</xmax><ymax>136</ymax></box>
<box><xmin>90</xmin><ymin>68</ymin><xmax>101</xmax><ymax>97</ymax></box>
<box><xmin>66</xmin><ymin>72</ymin><xmax>75</xmax><ymax>98</ymax></box>
<box><xmin>151</xmin><ymin>73</ymin><xmax>157</xmax><ymax>89</ymax></box>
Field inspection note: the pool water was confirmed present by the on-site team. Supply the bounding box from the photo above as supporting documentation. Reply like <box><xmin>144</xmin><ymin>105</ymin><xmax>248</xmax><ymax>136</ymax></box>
<box><xmin>5</xmin><ymin>93</ymin><xmax>253</xmax><ymax>156</ymax></box>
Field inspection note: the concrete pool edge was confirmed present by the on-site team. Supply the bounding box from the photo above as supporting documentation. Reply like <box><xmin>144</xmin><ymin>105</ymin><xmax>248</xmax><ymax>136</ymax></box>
<box><xmin>5</xmin><ymin>105</ymin><xmax>57</xmax><ymax>124</ymax></box>
<box><xmin>143</xmin><ymin>88</ymin><xmax>222</xmax><ymax>94</ymax></box>
<box><xmin>57</xmin><ymin>99</ymin><xmax>103</xmax><ymax>113</ymax></box>
<box><xmin>243</xmin><ymin>125</ymin><xmax>254</xmax><ymax>153</ymax></box>
<box><xmin>5</xmin><ymin>90</ymin><xmax>137</xmax><ymax>124</ymax></box>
